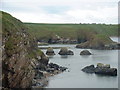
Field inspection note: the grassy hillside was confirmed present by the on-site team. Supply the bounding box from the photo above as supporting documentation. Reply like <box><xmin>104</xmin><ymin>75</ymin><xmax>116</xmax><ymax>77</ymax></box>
<box><xmin>25</xmin><ymin>23</ymin><xmax>118</xmax><ymax>41</ymax></box>
<box><xmin>1</xmin><ymin>11</ymin><xmax>46</xmax><ymax>88</ymax></box>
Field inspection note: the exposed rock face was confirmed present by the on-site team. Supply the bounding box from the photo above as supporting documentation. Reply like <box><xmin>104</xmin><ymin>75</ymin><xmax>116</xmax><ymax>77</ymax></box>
<box><xmin>2</xmin><ymin>11</ymin><xmax>49</xmax><ymax>89</ymax></box>
<box><xmin>40</xmin><ymin>53</ymin><xmax>49</xmax><ymax>66</ymax></box>
<box><xmin>80</xmin><ymin>50</ymin><xmax>92</xmax><ymax>55</ymax></box>
<box><xmin>58</xmin><ymin>47</ymin><xmax>74</xmax><ymax>55</ymax></box>
<box><xmin>35</xmin><ymin>51</ymin><xmax>49</xmax><ymax>72</ymax></box>
<box><xmin>46</xmin><ymin>47</ymin><xmax>55</xmax><ymax>55</ymax></box>
<box><xmin>82</xmin><ymin>63</ymin><xmax>117</xmax><ymax>76</ymax></box>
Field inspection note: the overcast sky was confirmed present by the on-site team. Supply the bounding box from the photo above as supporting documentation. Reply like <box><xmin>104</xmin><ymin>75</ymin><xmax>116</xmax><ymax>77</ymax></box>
<box><xmin>1</xmin><ymin>0</ymin><xmax>119</xmax><ymax>24</ymax></box>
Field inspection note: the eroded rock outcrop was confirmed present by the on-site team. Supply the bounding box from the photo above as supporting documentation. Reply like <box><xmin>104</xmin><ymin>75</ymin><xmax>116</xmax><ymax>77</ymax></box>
<box><xmin>80</xmin><ymin>50</ymin><xmax>92</xmax><ymax>55</ymax></box>
<box><xmin>46</xmin><ymin>47</ymin><xmax>55</xmax><ymax>55</ymax></box>
<box><xmin>82</xmin><ymin>63</ymin><xmax>117</xmax><ymax>76</ymax></box>
<box><xmin>58</xmin><ymin>47</ymin><xmax>74</xmax><ymax>55</ymax></box>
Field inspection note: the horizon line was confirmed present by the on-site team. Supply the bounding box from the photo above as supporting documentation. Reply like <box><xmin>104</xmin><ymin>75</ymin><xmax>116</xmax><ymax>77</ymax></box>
<box><xmin>24</xmin><ymin>22</ymin><xmax>118</xmax><ymax>25</ymax></box>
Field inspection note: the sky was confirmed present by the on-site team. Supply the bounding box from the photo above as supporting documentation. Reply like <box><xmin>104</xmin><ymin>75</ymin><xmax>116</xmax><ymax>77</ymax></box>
<box><xmin>1</xmin><ymin>0</ymin><xmax>120</xmax><ymax>24</ymax></box>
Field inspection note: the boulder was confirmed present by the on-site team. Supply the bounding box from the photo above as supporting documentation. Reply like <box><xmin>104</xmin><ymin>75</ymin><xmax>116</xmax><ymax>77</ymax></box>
<box><xmin>81</xmin><ymin>65</ymin><xmax>95</xmax><ymax>73</ymax></box>
<box><xmin>82</xmin><ymin>63</ymin><xmax>117</xmax><ymax>76</ymax></box>
<box><xmin>46</xmin><ymin>47</ymin><xmax>55</xmax><ymax>55</ymax></box>
<box><xmin>48</xmin><ymin>63</ymin><xmax>60</xmax><ymax>70</ymax></box>
<box><xmin>58</xmin><ymin>47</ymin><xmax>74</xmax><ymax>55</ymax></box>
<box><xmin>67</xmin><ymin>50</ymin><xmax>74</xmax><ymax>55</ymax></box>
<box><xmin>95</xmin><ymin>68</ymin><xmax>117</xmax><ymax>76</ymax></box>
<box><xmin>80</xmin><ymin>50</ymin><xmax>92</xmax><ymax>55</ymax></box>
<box><xmin>58</xmin><ymin>47</ymin><xmax>68</xmax><ymax>55</ymax></box>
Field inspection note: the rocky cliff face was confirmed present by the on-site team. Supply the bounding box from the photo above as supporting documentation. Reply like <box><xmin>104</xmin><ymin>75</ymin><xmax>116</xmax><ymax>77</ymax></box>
<box><xmin>1</xmin><ymin>11</ymin><xmax>48</xmax><ymax>89</ymax></box>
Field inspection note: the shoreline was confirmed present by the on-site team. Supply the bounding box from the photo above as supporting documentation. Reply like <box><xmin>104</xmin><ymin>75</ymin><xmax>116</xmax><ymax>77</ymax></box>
<box><xmin>32</xmin><ymin>63</ymin><xmax>68</xmax><ymax>88</ymax></box>
<box><xmin>32</xmin><ymin>70</ymin><xmax>64</xmax><ymax>88</ymax></box>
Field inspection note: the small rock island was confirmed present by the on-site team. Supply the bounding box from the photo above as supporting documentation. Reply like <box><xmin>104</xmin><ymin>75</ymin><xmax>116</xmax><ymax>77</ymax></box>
<box><xmin>82</xmin><ymin>63</ymin><xmax>117</xmax><ymax>76</ymax></box>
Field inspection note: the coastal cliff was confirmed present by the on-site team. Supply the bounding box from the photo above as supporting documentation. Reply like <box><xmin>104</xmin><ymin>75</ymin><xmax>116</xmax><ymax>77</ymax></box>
<box><xmin>1</xmin><ymin>11</ymin><xmax>48</xmax><ymax>89</ymax></box>
<box><xmin>1</xmin><ymin>11</ymin><xmax>67</xmax><ymax>89</ymax></box>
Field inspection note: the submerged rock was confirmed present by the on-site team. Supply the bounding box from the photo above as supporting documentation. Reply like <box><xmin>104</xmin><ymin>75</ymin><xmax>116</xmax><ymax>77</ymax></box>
<box><xmin>58</xmin><ymin>47</ymin><xmax>74</xmax><ymax>55</ymax></box>
<box><xmin>46</xmin><ymin>47</ymin><xmax>55</xmax><ymax>55</ymax></box>
<box><xmin>82</xmin><ymin>63</ymin><xmax>117</xmax><ymax>76</ymax></box>
<box><xmin>80</xmin><ymin>50</ymin><xmax>92</xmax><ymax>55</ymax></box>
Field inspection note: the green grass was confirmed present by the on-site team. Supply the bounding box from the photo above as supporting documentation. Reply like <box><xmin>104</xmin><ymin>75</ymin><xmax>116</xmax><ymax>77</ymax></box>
<box><xmin>90</xmin><ymin>34</ymin><xmax>113</xmax><ymax>46</ymax></box>
<box><xmin>25</xmin><ymin>23</ymin><xmax>118</xmax><ymax>41</ymax></box>
<box><xmin>1</xmin><ymin>11</ymin><xmax>44</xmax><ymax>58</ymax></box>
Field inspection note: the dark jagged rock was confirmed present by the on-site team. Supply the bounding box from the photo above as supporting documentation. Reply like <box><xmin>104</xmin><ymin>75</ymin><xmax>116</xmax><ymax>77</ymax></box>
<box><xmin>95</xmin><ymin>67</ymin><xmax>117</xmax><ymax>76</ymax></box>
<box><xmin>82</xmin><ymin>63</ymin><xmax>117</xmax><ymax>76</ymax></box>
<box><xmin>82</xmin><ymin>65</ymin><xmax>95</xmax><ymax>73</ymax></box>
<box><xmin>58</xmin><ymin>47</ymin><xmax>74</xmax><ymax>55</ymax></box>
<box><xmin>58</xmin><ymin>47</ymin><xmax>68</xmax><ymax>55</ymax></box>
<box><xmin>34</xmin><ymin>70</ymin><xmax>44</xmax><ymax>79</ymax></box>
<box><xmin>80</xmin><ymin>50</ymin><xmax>92</xmax><ymax>55</ymax></box>
<box><xmin>46</xmin><ymin>47</ymin><xmax>55</xmax><ymax>55</ymax></box>
<box><xmin>48</xmin><ymin>63</ymin><xmax>60</xmax><ymax>69</ymax></box>
<box><xmin>47</xmin><ymin>63</ymin><xmax>68</xmax><ymax>72</ymax></box>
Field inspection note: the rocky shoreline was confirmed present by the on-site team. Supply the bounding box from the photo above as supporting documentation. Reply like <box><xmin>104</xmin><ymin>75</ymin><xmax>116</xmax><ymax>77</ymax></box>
<box><xmin>2</xmin><ymin>11</ymin><xmax>118</xmax><ymax>89</ymax></box>
<box><xmin>32</xmin><ymin>63</ymin><xmax>68</xmax><ymax>88</ymax></box>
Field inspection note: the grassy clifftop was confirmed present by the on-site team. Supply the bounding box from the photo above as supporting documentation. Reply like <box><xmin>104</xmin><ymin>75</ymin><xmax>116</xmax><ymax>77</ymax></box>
<box><xmin>25</xmin><ymin>23</ymin><xmax>118</xmax><ymax>41</ymax></box>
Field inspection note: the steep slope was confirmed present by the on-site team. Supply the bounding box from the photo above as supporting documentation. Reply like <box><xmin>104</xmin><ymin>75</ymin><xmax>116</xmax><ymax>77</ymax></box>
<box><xmin>1</xmin><ymin>11</ymin><xmax>48</xmax><ymax>89</ymax></box>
